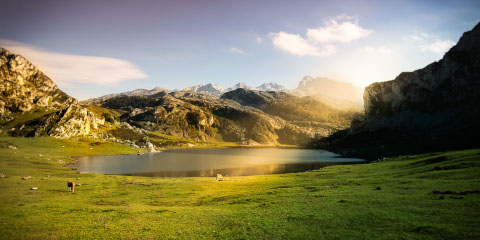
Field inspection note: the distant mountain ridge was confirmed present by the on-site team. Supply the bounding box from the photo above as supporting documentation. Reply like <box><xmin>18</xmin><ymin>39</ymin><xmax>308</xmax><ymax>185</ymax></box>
<box><xmin>183</xmin><ymin>82</ymin><xmax>290</xmax><ymax>97</ymax></box>
<box><xmin>183</xmin><ymin>83</ymin><xmax>225</xmax><ymax>97</ymax></box>
<box><xmin>85</xmin><ymin>79</ymin><xmax>363</xmax><ymax>110</ymax></box>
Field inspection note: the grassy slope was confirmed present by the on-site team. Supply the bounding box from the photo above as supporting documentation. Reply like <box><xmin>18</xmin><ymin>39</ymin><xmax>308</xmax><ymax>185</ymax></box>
<box><xmin>0</xmin><ymin>136</ymin><xmax>479</xmax><ymax>239</ymax></box>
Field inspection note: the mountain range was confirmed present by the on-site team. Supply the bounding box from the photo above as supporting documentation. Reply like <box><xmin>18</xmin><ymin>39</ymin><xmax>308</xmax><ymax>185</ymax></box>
<box><xmin>0</xmin><ymin>47</ymin><xmax>358</xmax><ymax>147</ymax></box>
<box><xmin>84</xmin><ymin>78</ymin><xmax>364</xmax><ymax>110</ymax></box>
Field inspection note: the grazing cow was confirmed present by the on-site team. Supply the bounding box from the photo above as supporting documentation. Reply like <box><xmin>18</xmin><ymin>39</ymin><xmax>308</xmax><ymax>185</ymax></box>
<box><xmin>67</xmin><ymin>181</ymin><xmax>75</xmax><ymax>192</ymax></box>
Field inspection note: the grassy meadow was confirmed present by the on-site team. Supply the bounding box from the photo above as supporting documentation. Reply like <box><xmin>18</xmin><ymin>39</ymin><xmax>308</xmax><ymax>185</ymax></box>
<box><xmin>0</xmin><ymin>136</ymin><xmax>479</xmax><ymax>239</ymax></box>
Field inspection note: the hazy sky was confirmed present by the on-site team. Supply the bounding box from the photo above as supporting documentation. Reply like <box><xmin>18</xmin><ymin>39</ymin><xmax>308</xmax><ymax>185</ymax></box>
<box><xmin>1</xmin><ymin>0</ymin><xmax>479</xmax><ymax>99</ymax></box>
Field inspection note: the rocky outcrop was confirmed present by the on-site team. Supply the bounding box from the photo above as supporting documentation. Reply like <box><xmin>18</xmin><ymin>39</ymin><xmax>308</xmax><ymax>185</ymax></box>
<box><xmin>0</xmin><ymin>47</ymin><xmax>104</xmax><ymax>138</ymax></box>
<box><xmin>125</xmin><ymin>96</ymin><xmax>217</xmax><ymax>141</ymax></box>
<box><xmin>316</xmin><ymin>22</ymin><xmax>480</xmax><ymax>159</ymax></box>
<box><xmin>0</xmin><ymin>48</ymin><xmax>73</xmax><ymax>115</ymax></box>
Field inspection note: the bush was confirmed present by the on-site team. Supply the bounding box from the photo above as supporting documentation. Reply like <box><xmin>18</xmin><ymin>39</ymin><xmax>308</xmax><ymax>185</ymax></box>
<box><xmin>102</xmin><ymin>113</ymin><xmax>115</xmax><ymax>124</ymax></box>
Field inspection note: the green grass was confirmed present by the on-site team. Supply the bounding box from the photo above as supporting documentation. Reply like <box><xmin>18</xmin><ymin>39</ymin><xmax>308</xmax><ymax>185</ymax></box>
<box><xmin>0</xmin><ymin>136</ymin><xmax>479</xmax><ymax>239</ymax></box>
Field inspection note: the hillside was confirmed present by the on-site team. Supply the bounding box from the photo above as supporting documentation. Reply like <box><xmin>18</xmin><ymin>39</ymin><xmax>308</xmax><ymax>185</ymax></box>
<box><xmin>96</xmin><ymin>89</ymin><xmax>357</xmax><ymax>145</ymax></box>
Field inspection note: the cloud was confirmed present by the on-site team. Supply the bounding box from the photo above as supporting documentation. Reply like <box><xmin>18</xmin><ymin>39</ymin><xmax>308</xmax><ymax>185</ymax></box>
<box><xmin>271</xmin><ymin>32</ymin><xmax>336</xmax><ymax>56</ymax></box>
<box><xmin>270</xmin><ymin>15</ymin><xmax>369</xmax><ymax>57</ymax></box>
<box><xmin>306</xmin><ymin>19</ymin><xmax>372</xmax><ymax>44</ymax></box>
<box><xmin>229</xmin><ymin>47</ymin><xmax>245</xmax><ymax>54</ymax></box>
<box><xmin>271</xmin><ymin>32</ymin><xmax>319</xmax><ymax>56</ymax></box>
<box><xmin>256</xmin><ymin>37</ymin><xmax>263</xmax><ymax>44</ymax></box>
<box><xmin>421</xmin><ymin>39</ymin><xmax>455</xmax><ymax>53</ymax></box>
<box><xmin>0</xmin><ymin>39</ymin><xmax>147</xmax><ymax>86</ymax></box>
<box><xmin>363</xmin><ymin>46</ymin><xmax>392</xmax><ymax>55</ymax></box>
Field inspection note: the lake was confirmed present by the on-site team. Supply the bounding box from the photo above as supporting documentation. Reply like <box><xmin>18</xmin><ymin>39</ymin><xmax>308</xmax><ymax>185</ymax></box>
<box><xmin>72</xmin><ymin>148</ymin><xmax>365</xmax><ymax>177</ymax></box>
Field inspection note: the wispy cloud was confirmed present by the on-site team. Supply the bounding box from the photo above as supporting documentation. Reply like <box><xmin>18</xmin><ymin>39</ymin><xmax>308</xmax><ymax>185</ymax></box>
<box><xmin>229</xmin><ymin>47</ymin><xmax>246</xmax><ymax>54</ymax></box>
<box><xmin>256</xmin><ymin>37</ymin><xmax>263</xmax><ymax>44</ymax></box>
<box><xmin>307</xmin><ymin>19</ymin><xmax>372</xmax><ymax>44</ymax></box>
<box><xmin>270</xmin><ymin>14</ymin><xmax>370</xmax><ymax>57</ymax></box>
<box><xmin>421</xmin><ymin>39</ymin><xmax>455</xmax><ymax>53</ymax></box>
<box><xmin>0</xmin><ymin>39</ymin><xmax>147</xmax><ymax>86</ymax></box>
<box><xmin>271</xmin><ymin>32</ymin><xmax>335</xmax><ymax>56</ymax></box>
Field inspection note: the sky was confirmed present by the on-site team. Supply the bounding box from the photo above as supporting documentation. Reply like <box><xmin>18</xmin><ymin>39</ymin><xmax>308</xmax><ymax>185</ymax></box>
<box><xmin>0</xmin><ymin>0</ymin><xmax>479</xmax><ymax>100</ymax></box>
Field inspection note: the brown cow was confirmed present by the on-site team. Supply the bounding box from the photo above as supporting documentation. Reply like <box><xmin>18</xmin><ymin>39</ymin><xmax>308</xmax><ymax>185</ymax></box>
<box><xmin>67</xmin><ymin>181</ymin><xmax>75</xmax><ymax>192</ymax></box>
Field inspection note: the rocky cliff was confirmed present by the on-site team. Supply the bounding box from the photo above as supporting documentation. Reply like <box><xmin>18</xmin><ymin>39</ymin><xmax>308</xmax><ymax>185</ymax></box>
<box><xmin>0</xmin><ymin>48</ymin><xmax>104</xmax><ymax>138</ymax></box>
<box><xmin>316</xmin><ymin>22</ymin><xmax>480</xmax><ymax>159</ymax></box>
<box><xmin>363</xmin><ymin>23</ymin><xmax>480</xmax><ymax>133</ymax></box>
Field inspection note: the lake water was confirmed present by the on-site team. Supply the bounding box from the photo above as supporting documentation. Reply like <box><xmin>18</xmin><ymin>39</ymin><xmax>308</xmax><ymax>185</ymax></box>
<box><xmin>72</xmin><ymin>148</ymin><xmax>364</xmax><ymax>177</ymax></box>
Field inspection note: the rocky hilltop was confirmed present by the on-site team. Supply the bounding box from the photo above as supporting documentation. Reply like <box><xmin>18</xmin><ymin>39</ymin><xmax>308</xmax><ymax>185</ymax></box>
<box><xmin>0</xmin><ymin>48</ymin><xmax>73</xmax><ymax>115</ymax></box>
<box><xmin>316</xmin><ymin>22</ymin><xmax>480</xmax><ymax>159</ymax></box>
<box><xmin>0</xmin><ymin>48</ymin><xmax>104</xmax><ymax>138</ymax></box>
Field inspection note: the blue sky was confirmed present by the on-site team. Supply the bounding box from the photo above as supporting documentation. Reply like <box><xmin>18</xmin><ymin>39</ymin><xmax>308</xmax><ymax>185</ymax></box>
<box><xmin>0</xmin><ymin>0</ymin><xmax>479</xmax><ymax>99</ymax></box>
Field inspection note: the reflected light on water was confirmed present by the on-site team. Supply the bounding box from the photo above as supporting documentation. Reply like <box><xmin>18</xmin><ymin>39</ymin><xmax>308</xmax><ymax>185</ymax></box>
<box><xmin>72</xmin><ymin>148</ymin><xmax>364</xmax><ymax>177</ymax></box>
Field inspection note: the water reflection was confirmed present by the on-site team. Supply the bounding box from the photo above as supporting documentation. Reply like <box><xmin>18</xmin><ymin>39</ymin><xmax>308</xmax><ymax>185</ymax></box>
<box><xmin>72</xmin><ymin>148</ymin><xmax>364</xmax><ymax>177</ymax></box>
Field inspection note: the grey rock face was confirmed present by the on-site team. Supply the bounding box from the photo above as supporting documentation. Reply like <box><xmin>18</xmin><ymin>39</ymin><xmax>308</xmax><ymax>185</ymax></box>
<box><xmin>362</xmin><ymin>22</ymin><xmax>480</xmax><ymax>134</ymax></box>
<box><xmin>0</xmin><ymin>48</ymin><xmax>73</xmax><ymax>115</ymax></box>
<box><xmin>0</xmin><ymin>48</ymin><xmax>104</xmax><ymax>138</ymax></box>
